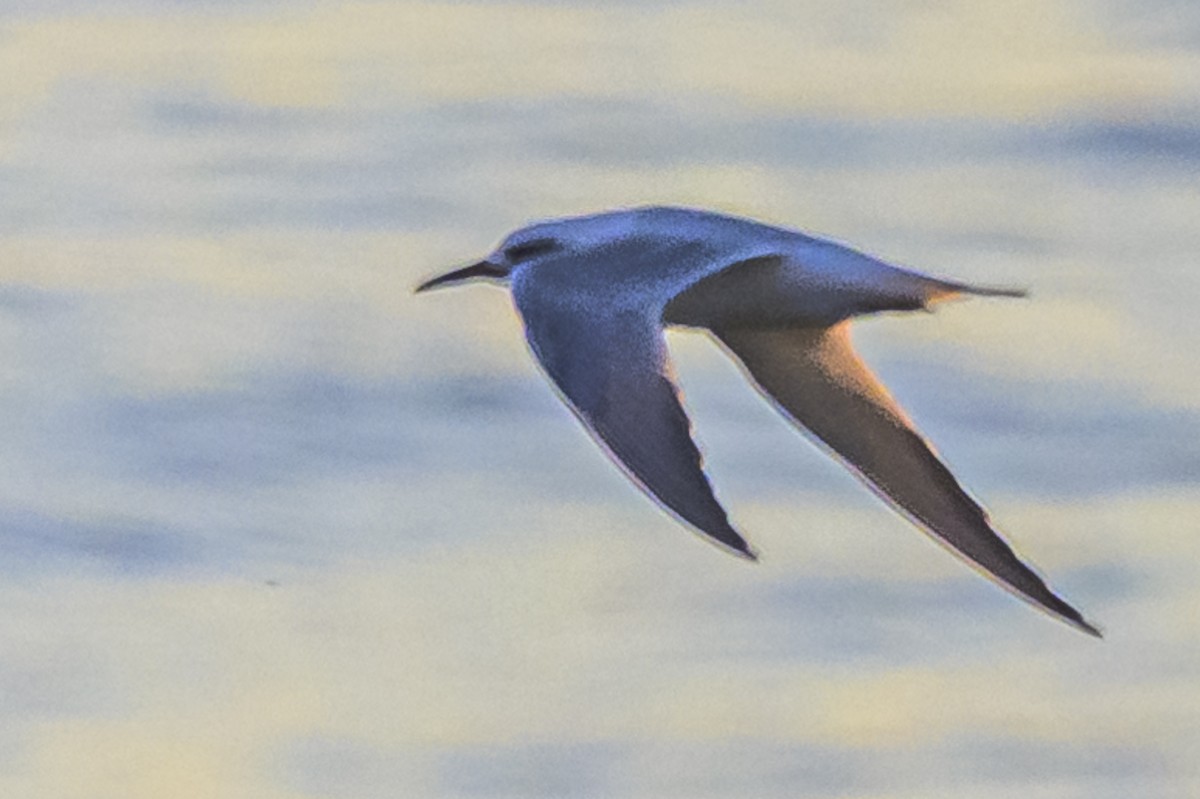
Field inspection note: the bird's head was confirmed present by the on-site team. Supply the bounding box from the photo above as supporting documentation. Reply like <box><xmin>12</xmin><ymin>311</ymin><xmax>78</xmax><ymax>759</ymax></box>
<box><xmin>414</xmin><ymin>211</ymin><xmax>647</xmax><ymax>293</ymax></box>
<box><xmin>413</xmin><ymin>224</ymin><xmax>570</xmax><ymax>293</ymax></box>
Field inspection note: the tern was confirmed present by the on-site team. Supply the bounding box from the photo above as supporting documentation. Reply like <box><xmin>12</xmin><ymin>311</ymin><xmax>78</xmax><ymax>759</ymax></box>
<box><xmin>416</xmin><ymin>206</ymin><xmax>1099</xmax><ymax>637</ymax></box>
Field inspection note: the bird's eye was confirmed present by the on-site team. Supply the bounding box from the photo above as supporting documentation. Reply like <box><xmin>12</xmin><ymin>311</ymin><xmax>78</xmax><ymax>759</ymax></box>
<box><xmin>504</xmin><ymin>238</ymin><xmax>560</xmax><ymax>262</ymax></box>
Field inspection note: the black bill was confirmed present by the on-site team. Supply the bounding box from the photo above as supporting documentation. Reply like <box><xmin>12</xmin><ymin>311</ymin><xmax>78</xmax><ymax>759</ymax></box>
<box><xmin>414</xmin><ymin>261</ymin><xmax>508</xmax><ymax>293</ymax></box>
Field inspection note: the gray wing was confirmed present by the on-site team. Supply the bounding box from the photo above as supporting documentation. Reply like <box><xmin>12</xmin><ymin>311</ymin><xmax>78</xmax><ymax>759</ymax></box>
<box><xmin>511</xmin><ymin>293</ymin><xmax>755</xmax><ymax>560</ymax></box>
<box><xmin>715</xmin><ymin>322</ymin><xmax>1099</xmax><ymax>635</ymax></box>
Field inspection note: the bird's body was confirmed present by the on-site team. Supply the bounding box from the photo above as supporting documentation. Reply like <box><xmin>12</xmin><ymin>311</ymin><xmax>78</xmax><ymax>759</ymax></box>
<box><xmin>417</xmin><ymin>206</ymin><xmax>1099</xmax><ymax>637</ymax></box>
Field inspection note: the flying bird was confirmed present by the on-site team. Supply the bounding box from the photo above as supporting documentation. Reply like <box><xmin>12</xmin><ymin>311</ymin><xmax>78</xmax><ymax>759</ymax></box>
<box><xmin>416</xmin><ymin>206</ymin><xmax>1099</xmax><ymax>637</ymax></box>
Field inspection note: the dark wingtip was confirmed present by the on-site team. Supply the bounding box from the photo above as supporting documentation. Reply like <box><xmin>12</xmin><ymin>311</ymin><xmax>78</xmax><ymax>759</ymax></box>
<box><xmin>1046</xmin><ymin>593</ymin><xmax>1103</xmax><ymax>638</ymax></box>
<box><xmin>1072</xmin><ymin>615</ymin><xmax>1104</xmax><ymax>639</ymax></box>
<box><xmin>711</xmin><ymin>531</ymin><xmax>758</xmax><ymax>562</ymax></box>
<box><xmin>724</xmin><ymin>528</ymin><xmax>759</xmax><ymax>562</ymax></box>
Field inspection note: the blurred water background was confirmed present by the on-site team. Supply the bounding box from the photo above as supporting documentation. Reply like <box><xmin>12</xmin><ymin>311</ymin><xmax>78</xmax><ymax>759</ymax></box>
<box><xmin>0</xmin><ymin>2</ymin><xmax>1198</xmax><ymax>797</ymax></box>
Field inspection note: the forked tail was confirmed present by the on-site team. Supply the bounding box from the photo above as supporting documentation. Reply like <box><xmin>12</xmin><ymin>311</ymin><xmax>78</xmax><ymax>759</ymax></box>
<box><xmin>923</xmin><ymin>278</ymin><xmax>1029</xmax><ymax>305</ymax></box>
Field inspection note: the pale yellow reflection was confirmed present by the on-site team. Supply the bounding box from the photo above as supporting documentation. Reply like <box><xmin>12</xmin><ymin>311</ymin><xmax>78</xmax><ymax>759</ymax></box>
<box><xmin>1</xmin><ymin>0</ymin><xmax>1194</xmax><ymax>129</ymax></box>
<box><xmin>0</xmin><ymin>490</ymin><xmax>1193</xmax><ymax>797</ymax></box>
